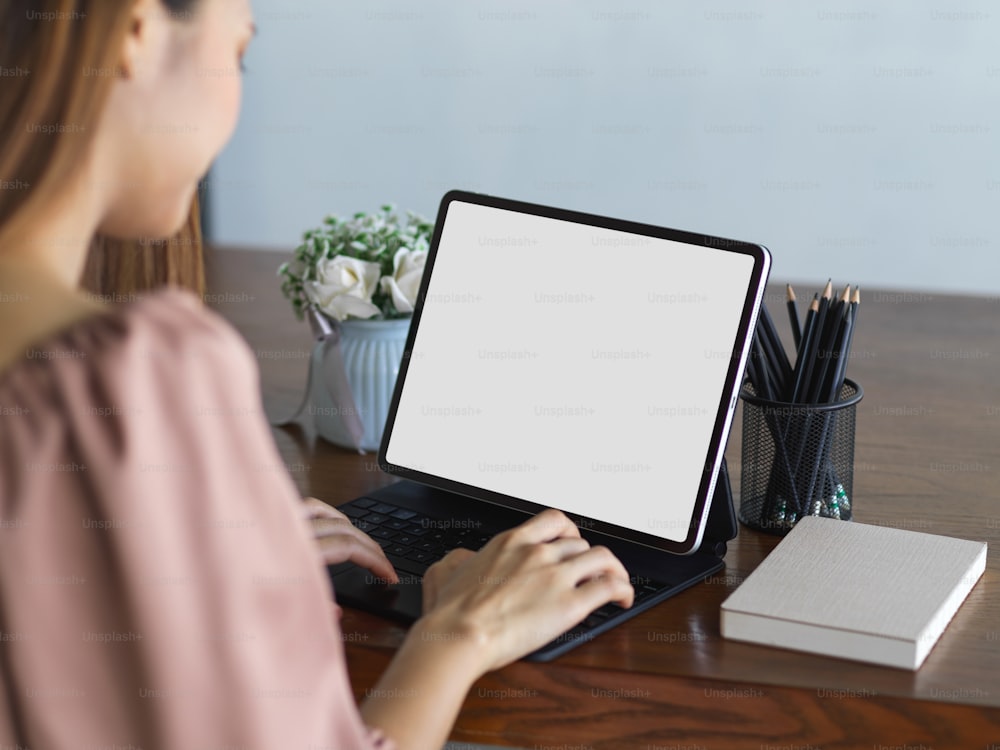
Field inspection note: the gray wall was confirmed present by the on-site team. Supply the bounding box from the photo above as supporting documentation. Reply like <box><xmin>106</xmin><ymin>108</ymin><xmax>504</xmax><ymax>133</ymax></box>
<box><xmin>211</xmin><ymin>0</ymin><xmax>1000</xmax><ymax>295</ymax></box>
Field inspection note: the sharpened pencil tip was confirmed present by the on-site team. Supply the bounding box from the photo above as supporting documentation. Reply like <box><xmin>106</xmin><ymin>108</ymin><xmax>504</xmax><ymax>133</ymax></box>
<box><xmin>851</xmin><ymin>287</ymin><xmax>861</xmax><ymax>304</ymax></box>
<box><xmin>809</xmin><ymin>297</ymin><xmax>819</xmax><ymax>312</ymax></box>
<box><xmin>822</xmin><ymin>279</ymin><xmax>833</xmax><ymax>298</ymax></box>
<box><xmin>840</xmin><ymin>284</ymin><xmax>851</xmax><ymax>303</ymax></box>
<box><xmin>786</xmin><ymin>284</ymin><xmax>796</xmax><ymax>301</ymax></box>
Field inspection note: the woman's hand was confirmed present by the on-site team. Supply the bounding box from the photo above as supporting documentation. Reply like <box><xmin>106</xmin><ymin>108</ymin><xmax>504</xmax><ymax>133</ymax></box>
<box><xmin>417</xmin><ymin>508</ymin><xmax>634</xmax><ymax>675</ymax></box>
<box><xmin>361</xmin><ymin>509</ymin><xmax>633</xmax><ymax>749</ymax></box>
<box><xmin>301</xmin><ymin>497</ymin><xmax>398</xmax><ymax>584</ymax></box>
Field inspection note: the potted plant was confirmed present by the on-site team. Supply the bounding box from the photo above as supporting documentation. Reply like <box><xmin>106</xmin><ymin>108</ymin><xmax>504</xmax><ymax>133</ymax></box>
<box><xmin>278</xmin><ymin>205</ymin><xmax>433</xmax><ymax>451</ymax></box>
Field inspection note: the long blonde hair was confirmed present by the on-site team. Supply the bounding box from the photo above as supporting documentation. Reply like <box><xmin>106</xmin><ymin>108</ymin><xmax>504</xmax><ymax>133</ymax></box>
<box><xmin>0</xmin><ymin>0</ymin><xmax>205</xmax><ymax>299</ymax></box>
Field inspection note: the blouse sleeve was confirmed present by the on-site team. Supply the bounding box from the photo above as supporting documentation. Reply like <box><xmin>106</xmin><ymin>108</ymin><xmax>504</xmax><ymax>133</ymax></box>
<box><xmin>0</xmin><ymin>290</ymin><xmax>395</xmax><ymax>750</ymax></box>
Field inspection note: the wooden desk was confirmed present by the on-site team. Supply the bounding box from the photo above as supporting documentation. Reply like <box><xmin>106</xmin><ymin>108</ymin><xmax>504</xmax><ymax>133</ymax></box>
<box><xmin>207</xmin><ymin>248</ymin><xmax>1000</xmax><ymax>748</ymax></box>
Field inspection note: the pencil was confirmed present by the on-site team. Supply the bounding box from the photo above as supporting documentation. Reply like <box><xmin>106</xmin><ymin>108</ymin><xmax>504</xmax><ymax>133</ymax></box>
<box><xmin>798</xmin><ymin>280</ymin><xmax>832</xmax><ymax>404</ymax></box>
<box><xmin>782</xmin><ymin>294</ymin><xmax>819</xmax><ymax>514</ymax></box>
<box><xmin>755</xmin><ymin>318</ymin><xmax>787</xmax><ymax>396</ymax></box>
<box><xmin>786</xmin><ymin>282</ymin><xmax>833</xmax><ymax>514</ymax></box>
<box><xmin>825</xmin><ymin>304</ymin><xmax>855</xmax><ymax>402</ymax></box>
<box><xmin>752</xmin><ymin>333</ymin><xmax>776</xmax><ymax>400</ymax></box>
<box><xmin>817</xmin><ymin>288</ymin><xmax>860</xmax><ymax>512</ymax></box>
<box><xmin>786</xmin><ymin>284</ymin><xmax>802</xmax><ymax>350</ymax></box>
<box><xmin>808</xmin><ymin>285</ymin><xmax>851</xmax><ymax>405</ymax></box>
<box><xmin>792</xmin><ymin>285</ymin><xmax>828</xmax><ymax>404</ymax></box>
<box><xmin>797</xmin><ymin>294</ymin><xmax>817</xmax><ymax>363</ymax></box>
<box><xmin>817</xmin><ymin>285</ymin><xmax>858</xmax><ymax>403</ymax></box>
<box><xmin>823</xmin><ymin>284</ymin><xmax>851</xmax><ymax>359</ymax></box>
<box><xmin>806</xmin><ymin>301</ymin><xmax>857</xmax><ymax>516</ymax></box>
<box><xmin>789</xmin><ymin>296</ymin><xmax>820</xmax><ymax>403</ymax></box>
<box><xmin>829</xmin><ymin>287</ymin><xmax>860</xmax><ymax>401</ymax></box>
<box><xmin>759</xmin><ymin>300</ymin><xmax>793</xmax><ymax>389</ymax></box>
<box><xmin>745</xmin><ymin>350</ymin><xmax>761</xmax><ymax>392</ymax></box>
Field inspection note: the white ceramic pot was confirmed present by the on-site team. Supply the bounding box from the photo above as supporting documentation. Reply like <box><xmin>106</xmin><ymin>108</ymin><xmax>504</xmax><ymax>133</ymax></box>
<box><xmin>312</xmin><ymin>317</ymin><xmax>410</xmax><ymax>452</ymax></box>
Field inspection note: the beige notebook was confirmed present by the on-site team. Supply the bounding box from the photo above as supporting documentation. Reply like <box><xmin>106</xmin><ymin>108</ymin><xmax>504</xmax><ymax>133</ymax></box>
<box><xmin>720</xmin><ymin>516</ymin><xmax>987</xmax><ymax>670</ymax></box>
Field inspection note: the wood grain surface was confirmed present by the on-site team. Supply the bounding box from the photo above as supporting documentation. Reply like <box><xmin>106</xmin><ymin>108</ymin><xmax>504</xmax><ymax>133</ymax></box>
<box><xmin>207</xmin><ymin>247</ymin><xmax>1000</xmax><ymax>749</ymax></box>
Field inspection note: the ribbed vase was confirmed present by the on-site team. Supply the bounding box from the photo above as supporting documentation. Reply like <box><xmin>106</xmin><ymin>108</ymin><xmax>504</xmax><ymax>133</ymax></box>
<box><xmin>314</xmin><ymin>318</ymin><xmax>410</xmax><ymax>452</ymax></box>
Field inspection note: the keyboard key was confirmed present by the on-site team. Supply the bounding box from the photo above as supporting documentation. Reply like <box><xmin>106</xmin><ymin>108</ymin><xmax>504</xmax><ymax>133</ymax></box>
<box><xmin>363</xmin><ymin>513</ymin><xmax>389</xmax><ymax>524</ymax></box>
<box><xmin>418</xmin><ymin>541</ymin><xmax>442</xmax><ymax>552</ymax></box>
<box><xmin>371</xmin><ymin>503</ymin><xmax>398</xmax><ymax>515</ymax></box>
<box><xmin>385</xmin><ymin>519</ymin><xmax>409</xmax><ymax>531</ymax></box>
<box><xmin>353</xmin><ymin>498</ymin><xmax>377</xmax><ymax>509</ymax></box>
<box><xmin>394</xmin><ymin>535</ymin><xmax>418</xmax><ymax>546</ymax></box>
<box><xmin>388</xmin><ymin>544</ymin><xmax>412</xmax><ymax>556</ymax></box>
<box><xmin>370</xmin><ymin>528</ymin><xmax>397</xmax><ymax>540</ymax></box>
<box><xmin>376</xmin><ymin>538</ymin><xmax>393</xmax><ymax>549</ymax></box>
<box><xmin>353</xmin><ymin>520</ymin><xmax>376</xmax><ymax>533</ymax></box>
<box><xmin>403</xmin><ymin>526</ymin><xmax>429</xmax><ymax>537</ymax></box>
<box><xmin>596</xmin><ymin>603</ymin><xmax>623</xmax><ymax>618</ymax></box>
<box><xmin>406</xmin><ymin>550</ymin><xmax>434</xmax><ymax>563</ymax></box>
<box><xmin>391</xmin><ymin>509</ymin><xmax>418</xmax><ymax>520</ymax></box>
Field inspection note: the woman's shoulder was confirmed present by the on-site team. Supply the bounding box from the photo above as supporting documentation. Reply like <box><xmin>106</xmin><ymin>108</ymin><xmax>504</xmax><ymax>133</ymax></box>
<box><xmin>0</xmin><ymin>287</ymin><xmax>257</xmax><ymax>417</ymax></box>
<box><xmin>82</xmin><ymin>286</ymin><xmax>248</xmax><ymax>354</ymax></box>
<box><xmin>6</xmin><ymin>287</ymin><xmax>250</xmax><ymax>372</ymax></box>
<box><xmin>0</xmin><ymin>287</ymin><xmax>270</xmax><ymax>515</ymax></box>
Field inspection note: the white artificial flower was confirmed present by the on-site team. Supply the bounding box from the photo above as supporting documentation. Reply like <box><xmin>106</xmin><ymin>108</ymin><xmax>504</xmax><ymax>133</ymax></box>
<box><xmin>305</xmin><ymin>255</ymin><xmax>382</xmax><ymax>321</ymax></box>
<box><xmin>379</xmin><ymin>247</ymin><xmax>427</xmax><ymax>314</ymax></box>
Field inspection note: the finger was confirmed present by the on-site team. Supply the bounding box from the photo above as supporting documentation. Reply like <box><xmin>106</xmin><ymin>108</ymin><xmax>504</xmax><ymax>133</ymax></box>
<box><xmin>574</xmin><ymin>572</ymin><xmax>636</xmax><ymax>610</ymax></box>
<box><xmin>503</xmin><ymin>508</ymin><xmax>581</xmax><ymax>547</ymax></box>
<box><xmin>438</xmin><ymin>546</ymin><xmax>477</xmax><ymax>568</ymax></box>
<box><xmin>317</xmin><ymin>535</ymin><xmax>397</xmax><ymax>583</ymax></box>
<box><xmin>542</xmin><ymin>536</ymin><xmax>591</xmax><ymax>562</ymax></box>
<box><xmin>559</xmin><ymin>545</ymin><xmax>632</xmax><ymax>599</ymax></box>
<box><xmin>309</xmin><ymin>516</ymin><xmax>355</xmax><ymax>539</ymax></box>
<box><xmin>423</xmin><ymin>548</ymin><xmax>474</xmax><ymax>595</ymax></box>
<box><xmin>316</xmin><ymin>533</ymin><xmax>398</xmax><ymax>583</ymax></box>
<box><xmin>423</xmin><ymin>547</ymin><xmax>476</xmax><ymax>612</ymax></box>
<box><xmin>302</xmin><ymin>497</ymin><xmax>346</xmax><ymax>521</ymax></box>
<box><xmin>504</xmin><ymin>537</ymin><xmax>591</xmax><ymax>570</ymax></box>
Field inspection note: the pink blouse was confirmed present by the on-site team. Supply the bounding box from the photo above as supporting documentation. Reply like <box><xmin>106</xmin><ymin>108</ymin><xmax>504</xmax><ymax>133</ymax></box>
<box><xmin>0</xmin><ymin>289</ymin><xmax>394</xmax><ymax>749</ymax></box>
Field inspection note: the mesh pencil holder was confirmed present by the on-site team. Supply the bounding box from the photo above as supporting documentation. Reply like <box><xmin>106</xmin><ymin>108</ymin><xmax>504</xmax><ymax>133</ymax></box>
<box><xmin>738</xmin><ymin>379</ymin><xmax>863</xmax><ymax>535</ymax></box>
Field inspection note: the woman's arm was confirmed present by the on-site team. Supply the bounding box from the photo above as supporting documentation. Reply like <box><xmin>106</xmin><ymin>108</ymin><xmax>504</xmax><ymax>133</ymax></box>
<box><xmin>360</xmin><ymin>619</ymin><xmax>482</xmax><ymax>750</ymax></box>
<box><xmin>301</xmin><ymin>496</ymin><xmax>634</xmax><ymax>748</ymax></box>
<box><xmin>0</xmin><ymin>294</ymin><xmax>396</xmax><ymax>749</ymax></box>
<box><xmin>360</xmin><ymin>510</ymin><xmax>635</xmax><ymax>750</ymax></box>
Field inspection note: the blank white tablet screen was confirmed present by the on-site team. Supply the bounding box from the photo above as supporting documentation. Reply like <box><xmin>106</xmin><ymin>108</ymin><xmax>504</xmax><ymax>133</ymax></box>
<box><xmin>385</xmin><ymin>200</ymin><xmax>756</xmax><ymax>543</ymax></box>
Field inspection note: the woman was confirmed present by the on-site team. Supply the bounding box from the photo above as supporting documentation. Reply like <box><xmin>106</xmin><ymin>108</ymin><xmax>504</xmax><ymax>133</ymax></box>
<box><xmin>0</xmin><ymin>2</ymin><xmax>634</xmax><ymax>749</ymax></box>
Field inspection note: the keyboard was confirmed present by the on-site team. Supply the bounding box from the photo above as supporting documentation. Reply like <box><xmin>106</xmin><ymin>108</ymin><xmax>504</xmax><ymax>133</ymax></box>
<box><xmin>337</xmin><ymin>496</ymin><xmax>495</xmax><ymax>575</ymax></box>
<box><xmin>334</xmin><ymin>496</ymin><xmax>677</xmax><ymax>652</ymax></box>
